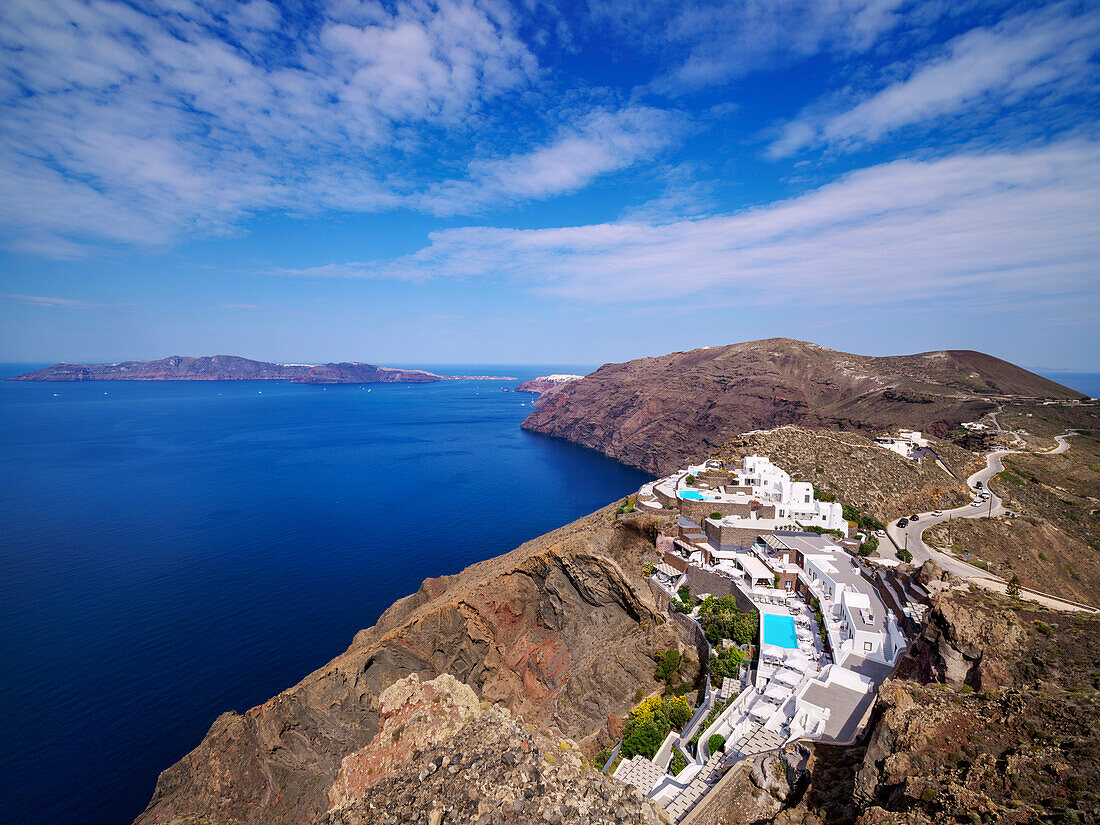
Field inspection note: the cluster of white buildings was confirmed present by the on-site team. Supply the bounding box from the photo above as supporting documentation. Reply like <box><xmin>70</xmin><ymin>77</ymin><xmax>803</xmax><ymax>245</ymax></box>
<box><xmin>619</xmin><ymin>454</ymin><xmax>917</xmax><ymax>822</ymax></box>
<box><xmin>640</xmin><ymin>455</ymin><xmax>848</xmax><ymax>540</ymax></box>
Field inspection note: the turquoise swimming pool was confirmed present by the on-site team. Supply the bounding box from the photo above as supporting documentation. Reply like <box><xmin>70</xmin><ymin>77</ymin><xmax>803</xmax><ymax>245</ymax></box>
<box><xmin>762</xmin><ymin>613</ymin><xmax>799</xmax><ymax>649</ymax></box>
<box><xmin>679</xmin><ymin>490</ymin><xmax>710</xmax><ymax>500</ymax></box>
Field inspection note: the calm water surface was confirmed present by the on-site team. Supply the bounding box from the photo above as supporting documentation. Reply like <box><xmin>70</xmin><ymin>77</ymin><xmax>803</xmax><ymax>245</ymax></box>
<box><xmin>0</xmin><ymin>365</ymin><xmax>651</xmax><ymax>825</ymax></box>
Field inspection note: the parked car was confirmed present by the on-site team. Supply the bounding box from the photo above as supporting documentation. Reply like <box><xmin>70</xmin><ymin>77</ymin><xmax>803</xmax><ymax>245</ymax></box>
<box><xmin>897</xmin><ymin>518</ymin><xmax>909</xmax><ymax>527</ymax></box>
<box><xmin>932</xmin><ymin>510</ymin><xmax>943</xmax><ymax>516</ymax></box>
<box><xmin>970</xmin><ymin>501</ymin><xmax>983</xmax><ymax>507</ymax></box>
<box><xmin>909</xmin><ymin>514</ymin><xmax>919</xmax><ymax>521</ymax></box>
<box><xmin>875</xmin><ymin>529</ymin><xmax>886</xmax><ymax>537</ymax></box>
<box><xmin>975</xmin><ymin>481</ymin><xmax>983</xmax><ymax>489</ymax></box>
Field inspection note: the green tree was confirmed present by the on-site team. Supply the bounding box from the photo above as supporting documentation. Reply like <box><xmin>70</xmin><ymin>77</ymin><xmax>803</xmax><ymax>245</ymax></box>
<box><xmin>896</xmin><ymin>548</ymin><xmax>913</xmax><ymax>563</ymax></box>
<box><xmin>707</xmin><ymin>734</ymin><xmax>726</xmax><ymax>754</ymax></box>
<box><xmin>1007</xmin><ymin>574</ymin><xmax>1021</xmax><ymax>599</ymax></box>
<box><xmin>678</xmin><ymin>583</ymin><xmax>691</xmax><ymax>602</ymax></box>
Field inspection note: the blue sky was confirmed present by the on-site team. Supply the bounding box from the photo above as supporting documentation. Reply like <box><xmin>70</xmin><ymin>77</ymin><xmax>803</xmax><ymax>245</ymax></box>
<box><xmin>0</xmin><ymin>0</ymin><xmax>1098</xmax><ymax>369</ymax></box>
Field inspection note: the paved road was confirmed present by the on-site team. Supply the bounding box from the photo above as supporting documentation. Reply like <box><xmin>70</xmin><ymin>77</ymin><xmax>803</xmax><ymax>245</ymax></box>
<box><xmin>884</xmin><ymin>435</ymin><xmax>1096</xmax><ymax>614</ymax></box>
<box><xmin>1045</xmin><ymin>430</ymin><xmax>1077</xmax><ymax>455</ymax></box>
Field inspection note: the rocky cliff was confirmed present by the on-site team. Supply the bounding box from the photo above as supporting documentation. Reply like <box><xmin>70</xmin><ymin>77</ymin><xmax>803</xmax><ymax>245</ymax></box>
<box><xmin>134</xmin><ymin>509</ymin><xmax>684</xmax><ymax>825</ymax></box>
<box><xmin>320</xmin><ymin>673</ymin><xmax>668</xmax><ymax>825</ymax></box>
<box><xmin>9</xmin><ymin>355</ymin><xmax>514</xmax><ymax>383</ymax></box>
<box><xmin>521</xmin><ymin>339</ymin><xmax>1084</xmax><ymax>474</ymax></box>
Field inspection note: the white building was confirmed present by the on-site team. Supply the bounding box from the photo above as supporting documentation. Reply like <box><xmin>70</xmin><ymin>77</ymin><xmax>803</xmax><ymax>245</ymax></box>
<box><xmin>874</xmin><ymin>430</ymin><xmax>928</xmax><ymax>459</ymax></box>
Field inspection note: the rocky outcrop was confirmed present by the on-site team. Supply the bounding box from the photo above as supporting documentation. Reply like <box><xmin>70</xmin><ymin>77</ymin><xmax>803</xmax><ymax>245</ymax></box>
<box><xmin>134</xmin><ymin>509</ymin><xmax>684</xmax><ymax>825</ymax></box>
<box><xmin>9</xmin><ymin>355</ymin><xmax>515</xmax><ymax>383</ymax></box>
<box><xmin>320</xmin><ymin>673</ymin><xmax>669</xmax><ymax>825</ymax></box>
<box><xmin>515</xmin><ymin>374</ymin><xmax>585</xmax><ymax>398</ymax></box>
<box><xmin>906</xmin><ymin>593</ymin><xmax>1026</xmax><ymax>690</ymax></box>
<box><xmin>521</xmin><ymin>339</ymin><xmax>1083</xmax><ymax>475</ymax></box>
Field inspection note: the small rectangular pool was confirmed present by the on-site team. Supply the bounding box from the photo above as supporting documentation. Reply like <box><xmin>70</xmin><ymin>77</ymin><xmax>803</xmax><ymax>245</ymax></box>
<box><xmin>762</xmin><ymin>613</ymin><xmax>799</xmax><ymax>649</ymax></box>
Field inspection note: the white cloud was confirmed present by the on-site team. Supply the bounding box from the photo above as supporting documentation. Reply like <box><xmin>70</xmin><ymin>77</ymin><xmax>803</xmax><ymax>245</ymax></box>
<box><xmin>0</xmin><ymin>292</ymin><xmax>134</xmax><ymax>309</ymax></box>
<box><xmin>417</xmin><ymin>106</ymin><xmax>685</xmax><ymax>215</ymax></box>
<box><xmin>770</xmin><ymin>4</ymin><xmax>1100</xmax><ymax>156</ymax></box>
<box><xmin>275</xmin><ymin>141</ymin><xmax>1100</xmax><ymax>316</ymax></box>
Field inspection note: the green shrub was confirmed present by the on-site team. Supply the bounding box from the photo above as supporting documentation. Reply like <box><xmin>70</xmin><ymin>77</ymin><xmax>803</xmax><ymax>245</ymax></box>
<box><xmin>814</xmin><ymin>490</ymin><xmax>836</xmax><ymax>502</ymax></box>
<box><xmin>709</xmin><ymin>645</ymin><xmax>745</xmax><ymax>682</ymax></box>
<box><xmin>685</xmin><ymin>474</ymin><xmax>696</xmax><ymax>485</ymax></box>
<box><xmin>595</xmin><ymin>747</ymin><xmax>612</xmax><ymax>768</ymax></box>
<box><xmin>655</xmin><ymin>649</ymin><xmax>682</xmax><ymax>684</ymax></box>
<box><xmin>621</xmin><ymin>723</ymin><xmax>665</xmax><ymax>759</ymax></box>
<box><xmin>707</xmin><ymin>734</ymin><xmax>726</xmax><ymax>754</ymax></box>
<box><xmin>1007</xmin><ymin>575</ymin><xmax>1021</xmax><ymax>599</ymax></box>
<box><xmin>666</xmin><ymin>694</ymin><xmax>693</xmax><ymax>729</ymax></box>
<box><xmin>678</xmin><ymin>583</ymin><xmax>691</xmax><ymax>602</ymax></box>
<box><xmin>669</xmin><ymin>750</ymin><xmax>688</xmax><ymax>776</ymax></box>
<box><xmin>896</xmin><ymin>548</ymin><xmax>913</xmax><ymax>563</ymax></box>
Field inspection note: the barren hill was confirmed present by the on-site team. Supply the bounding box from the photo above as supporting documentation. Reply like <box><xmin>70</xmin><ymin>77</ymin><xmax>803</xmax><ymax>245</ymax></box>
<box><xmin>521</xmin><ymin>339</ymin><xmax>1083</xmax><ymax>474</ymax></box>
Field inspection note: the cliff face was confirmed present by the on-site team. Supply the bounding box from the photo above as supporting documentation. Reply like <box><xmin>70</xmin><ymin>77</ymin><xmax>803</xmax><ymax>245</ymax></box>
<box><xmin>9</xmin><ymin>355</ymin><xmax>511</xmax><ymax>383</ymax></box>
<box><xmin>521</xmin><ymin>339</ymin><xmax>1084</xmax><ymax>475</ymax></box>
<box><xmin>134</xmin><ymin>509</ymin><xmax>681</xmax><ymax>825</ymax></box>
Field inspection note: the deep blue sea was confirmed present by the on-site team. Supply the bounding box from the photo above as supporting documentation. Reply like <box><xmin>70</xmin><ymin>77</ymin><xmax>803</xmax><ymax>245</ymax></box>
<box><xmin>0</xmin><ymin>365</ymin><xmax>652</xmax><ymax>825</ymax></box>
<box><xmin>1039</xmin><ymin>371</ymin><xmax>1100</xmax><ymax>399</ymax></box>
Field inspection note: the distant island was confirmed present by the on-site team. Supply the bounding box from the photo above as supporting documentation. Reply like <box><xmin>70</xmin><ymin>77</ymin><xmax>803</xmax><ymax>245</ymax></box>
<box><xmin>8</xmin><ymin>355</ymin><xmax>516</xmax><ymax>384</ymax></box>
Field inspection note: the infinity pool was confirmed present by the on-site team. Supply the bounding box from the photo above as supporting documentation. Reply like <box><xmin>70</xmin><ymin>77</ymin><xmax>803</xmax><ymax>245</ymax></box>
<box><xmin>679</xmin><ymin>490</ymin><xmax>712</xmax><ymax>500</ymax></box>
<box><xmin>762</xmin><ymin>613</ymin><xmax>799</xmax><ymax>649</ymax></box>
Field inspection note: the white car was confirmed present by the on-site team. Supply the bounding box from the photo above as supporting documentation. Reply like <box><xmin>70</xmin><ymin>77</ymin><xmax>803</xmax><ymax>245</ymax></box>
<box><xmin>970</xmin><ymin>501</ymin><xmax>983</xmax><ymax>507</ymax></box>
<box><xmin>932</xmin><ymin>510</ymin><xmax>943</xmax><ymax>516</ymax></box>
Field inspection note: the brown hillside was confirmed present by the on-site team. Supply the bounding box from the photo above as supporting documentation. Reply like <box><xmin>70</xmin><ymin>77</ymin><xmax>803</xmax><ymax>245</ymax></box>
<box><xmin>521</xmin><ymin>339</ymin><xmax>1083</xmax><ymax>475</ymax></box>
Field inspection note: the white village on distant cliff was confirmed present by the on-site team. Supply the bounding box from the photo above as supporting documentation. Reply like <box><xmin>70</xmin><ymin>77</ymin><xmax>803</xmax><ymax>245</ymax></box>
<box><xmin>605</xmin><ymin>452</ymin><xmax>923</xmax><ymax>822</ymax></box>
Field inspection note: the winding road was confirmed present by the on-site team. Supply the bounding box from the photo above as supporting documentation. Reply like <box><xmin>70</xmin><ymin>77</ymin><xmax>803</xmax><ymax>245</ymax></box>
<box><xmin>884</xmin><ymin>431</ymin><xmax>1095</xmax><ymax>614</ymax></box>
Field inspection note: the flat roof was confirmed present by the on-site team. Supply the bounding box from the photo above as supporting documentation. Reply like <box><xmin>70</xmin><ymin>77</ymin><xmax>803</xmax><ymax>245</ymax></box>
<box><xmin>734</xmin><ymin>552</ymin><xmax>772</xmax><ymax>581</ymax></box>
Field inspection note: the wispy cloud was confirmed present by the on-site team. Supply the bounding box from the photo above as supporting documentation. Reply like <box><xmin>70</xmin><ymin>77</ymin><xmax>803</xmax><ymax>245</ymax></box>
<box><xmin>274</xmin><ymin>141</ymin><xmax>1100</xmax><ymax>319</ymax></box>
<box><xmin>588</xmin><ymin>0</ymin><xmax>909</xmax><ymax>93</ymax></box>
<box><xmin>0</xmin><ymin>292</ymin><xmax>134</xmax><ymax>309</ymax></box>
<box><xmin>769</xmin><ymin>3</ymin><xmax>1100</xmax><ymax>156</ymax></box>
<box><xmin>417</xmin><ymin>106</ymin><xmax>686</xmax><ymax>215</ymax></box>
